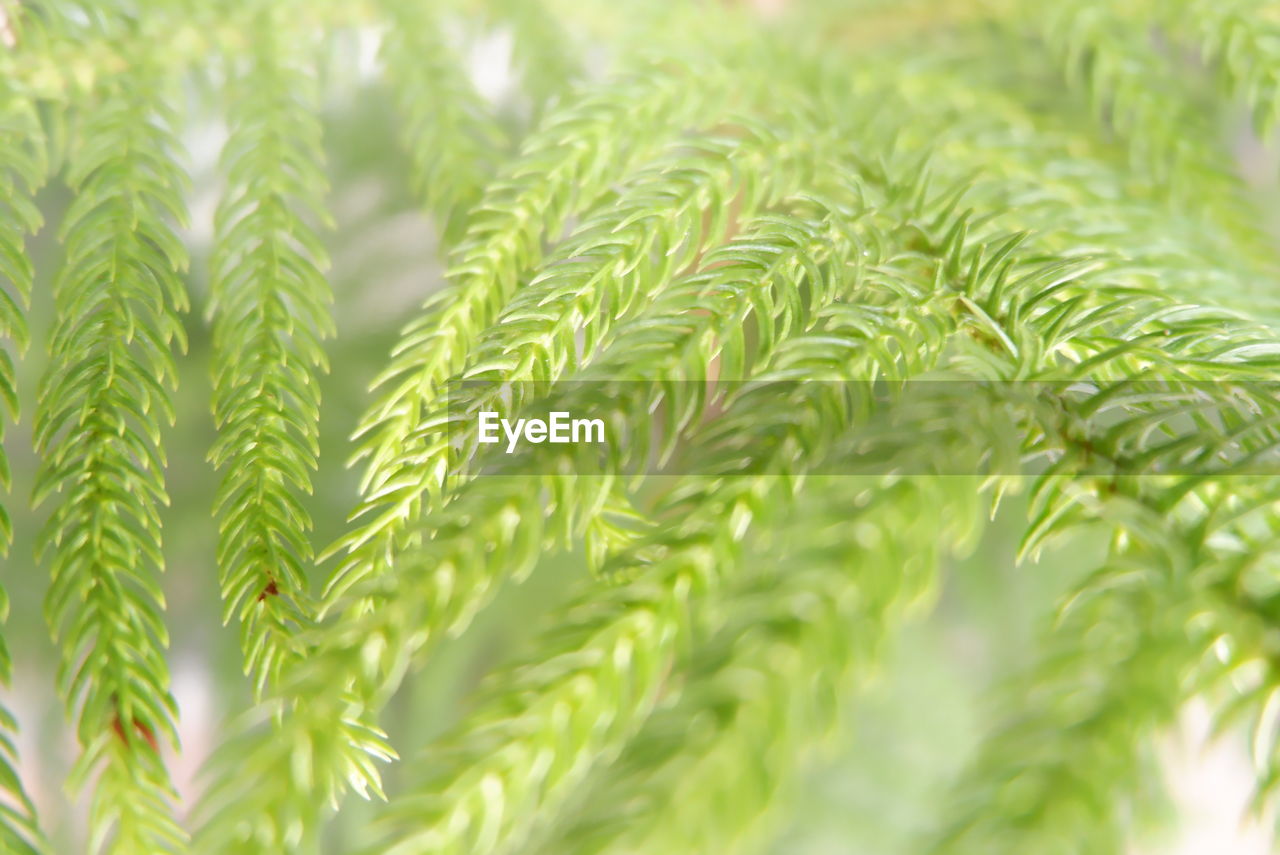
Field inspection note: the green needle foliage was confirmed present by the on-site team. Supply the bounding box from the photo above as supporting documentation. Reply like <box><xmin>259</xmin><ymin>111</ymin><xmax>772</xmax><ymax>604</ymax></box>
<box><xmin>0</xmin><ymin>38</ymin><xmax>46</xmax><ymax>855</ymax></box>
<box><xmin>2</xmin><ymin>1</ymin><xmax>1280</xmax><ymax>854</ymax></box>
<box><xmin>34</xmin><ymin>6</ymin><xmax>191</xmax><ymax>853</ymax></box>
<box><xmin>376</xmin><ymin>0</ymin><xmax>507</xmax><ymax>232</ymax></box>
<box><xmin>208</xmin><ymin>0</ymin><xmax>333</xmax><ymax>700</ymax></box>
<box><xmin>537</xmin><ymin>475</ymin><xmax>982</xmax><ymax>855</ymax></box>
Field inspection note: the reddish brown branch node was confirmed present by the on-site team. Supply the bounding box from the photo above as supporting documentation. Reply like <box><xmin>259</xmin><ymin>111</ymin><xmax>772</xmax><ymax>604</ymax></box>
<box><xmin>111</xmin><ymin>715</ymin><xmax>159</xmax><ymax>752</ymax></box>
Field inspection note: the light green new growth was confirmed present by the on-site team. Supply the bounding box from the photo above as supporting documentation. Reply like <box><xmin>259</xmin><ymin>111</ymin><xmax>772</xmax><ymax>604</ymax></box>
<box><xmin>208</xmin><ymin>0</ymin><xmax>333</xmax><ymax>699</ymax></box>
<box><xmin>538</xmin><ymin>476</ymin><xmax>980</xmax><ymax>855</ymax></box>
<box><xmin>33</xmin><ymin>5</ymin><xmax>190</xmax><ymax>853</ymax></box>
<box><xmin>323</xmin><ymin>55</ymin><xmax>775</xmax><ymax>635</ymax></box>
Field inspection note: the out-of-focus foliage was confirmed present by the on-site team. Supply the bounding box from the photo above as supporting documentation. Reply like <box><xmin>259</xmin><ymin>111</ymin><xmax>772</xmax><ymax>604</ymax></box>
<box><xmin>0</xmin><ymin>0</ymin><xmax>1279</xmax><ymax>854</ymax></box>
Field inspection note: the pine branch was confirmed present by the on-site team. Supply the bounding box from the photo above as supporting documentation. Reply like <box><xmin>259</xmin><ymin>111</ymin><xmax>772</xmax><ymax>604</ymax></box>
<box><xmin>359</xmin><ymin>157</ymin><xmax>934</xmax><ymax>676</ymax></box>
<box><xmin>376</xmin><ymin>0</ymin><xmax>508</xmax><ymax>233</ymax></box>
<box><xmin>1192</xmin><ymin>486</ymin><xmax>1280</xmax><ymax>811</ymax></box>
<box><xmin>822</xmin><ymin>226</ymin><xmax>1280</xmax><ymax>853</ymax></box>
<box><xmin>325</xmin><ymin>157</ymin><xmax>1087</xmax><ymax>854</ymax></box>
<box><xmin>349</xmin><ymin>177</ymin><xmax>887</xmax><ymax>685</ymax></box>
<box><xmin>191</xmin><ymin>170</ymin><xmax>874</xmax><ymax>854</ymax></box>
<box><xmin>354</xmin><ymin>201</ymin><xmax>1045</xmax><ymax>855</ymax></box>
<box><xmin>192</xmin><ymin>153</ymin><xmax>935</xmax><ymax>853</ymax></box>
<box><xmin>1022</xmin><ymin>1</ymin><xmax>1211</xmax><ymax>176</ymax></box>
<box><xmin>481</xmin><ymin>142</ymin><xmax>1280</xmax><ymax>855</ymax></box>
<box><xmin>356</xmin><ymin>484</ymin><xmax>784</xmax><ymax>855</ymax></box>
<box><xmin>33</xmin><ymin>21</ymin><xmax>189</xmax><ymax>854</ymax></box>
<box><xmin>194</xmin><ymin>51</ymin><xmax>798</xmax><ymax>849</ymax></box>
<box><xmin>323</xmin><ymin>117</ymin><xmax>838</xmax><ymax>608</ymax></box>
<box><xmin>207</xmin><ymin>0</ymin><xmax>333</xmax><ymax>701</ymax></box>
<box><xmin>926</xmin><ymin>551</ymin><xmax>1196</xmax><ymax>855</ymax></box>
<box><xmin>325</xmin><ymin>59</ymin><xmax>752</xmax><ymax>611</ymax></box>
<box><xmin>537</xmin><ymin>477</ymin><xmax>977</xmax><ymax>855</ymax></box>
<box><xmin>1163</xmin><ymin>0</ymin><xmax>1280</xmax><ymax>138</ymax></box>
<box><xmin>1009</xmin><ymin>0</ymin><xmax>1280</xmax><ymax>293</ymax></box>
<box><xmin>863</xmin><ymin>58</ymin><xmax>1279</xmax><ymax>312</ymax></box>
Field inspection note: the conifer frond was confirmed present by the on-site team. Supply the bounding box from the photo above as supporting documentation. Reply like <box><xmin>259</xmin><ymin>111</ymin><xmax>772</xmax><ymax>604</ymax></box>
<box><xmin>207</xmin><ymin>0</ymin><xmax>333</xmax><ymax>700</ymax></box>
<box><xmin>32</xmin><ymin>14</ymin><xmax>189</xmax><ymax>853</ymax></box>
<box><xmin>194</xmin><ymin>157</ymin><xmax>932</xmax><ymax>854</ymax></box>
<box><xmin>228</xmin><ymin>149</ymin><xmax>1071</xmax><ymax>854</ymax></box>
<box><xmin>538</xmin><ymin>477</ymin><xmax>976</xmax><ymax>855</ymax></box>
<box><xmin>349</xmin><ymin>59</ymin><xmax>731</xmax><ymax>480</ymax></box>
<box><xmin>362</xmin><ymin>158</ymin><xmax>934</xmax><ymax>666</ymax></box>
<box><xmin>1164</xmin><ymin>0</ymin><xmax>1280</xmax><ymax>137</ymax></box>
<box><xmin>868</xmin><ymin>61</ymin><xmax>1278</xmax><ymax>310</ymax></box>
<box><xmin>348</xmin><ymin>175</ymin><xmax>888</xmax><ymax>681</ymax></box>
<box><xmin>325</xmin><ymin>117</ymin><xmax>836</xmax><ymax>606</ymax></box>
<box><xmin>190</xmin><ymin>209</ymin><xmax>822</xmax><ymax>853</ymax></box>
<box><xmin>811</xmin><ymin>220</ymin><xmax>1280</xmax><ymax>854</ymax></box>
<box><xmin>1195</xmin><ymin>484</ymin><xmax>1280</xmax><ymax>809</ymax></box>
<box><xmin>1024</xmin><ymin>1</ymin><xmax>1215</xmax><ymax>179</ymax></box>
<box><xmin>356</xmin><ymin>203</ymin><xmax>1046</xmax><ymax>855</ymax></box>
<box><xmin>326</xmin><ymin>60</ymin><xmax>742</xmax><ymax>608</ymax></box>
<box><xmin>356</xmin><ymin>486</ymin><xmax>776</xmax><ymax>855</ymax></box>
<box><xmin>356</xmin><ymin>103</ymin><xmax>1280</xmax><ymax>848</ymax></box>
<box><xmin>927</xmin><ymin>556</ymin><xmax>1195</xmax><ymax>855</ymax></box>
<box><xmin>376</xmin><ymin>0</ymin><xmax>508</xmax><ymax>232</ymax></box>
<box><xmin>1008</xmin><ymin>0</ymin><xmax>1280</xmax><ymax>292</ymax></box>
